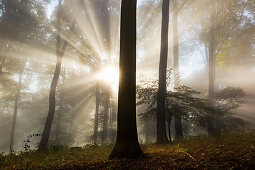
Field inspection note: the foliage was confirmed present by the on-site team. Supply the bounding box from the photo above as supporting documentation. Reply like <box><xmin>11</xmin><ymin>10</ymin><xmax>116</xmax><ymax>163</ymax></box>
<box><xmin>189</xmin><ymin>0</ymin><xmax>255</xmax><ymax>70</ymax></box>
<box><xmin>214</xmin><ymin>86</ymin><xmax>246</xmax><ymax>112</ymax></box>
<box><xmin>23</xmin><ymin>134</ymin><xmax>42</xmax><ymax>152</ymax></box>
<box><xmin>137</xmin><ymin>75</ymin><xmax>247</xmax><ymax>132</ymax></box>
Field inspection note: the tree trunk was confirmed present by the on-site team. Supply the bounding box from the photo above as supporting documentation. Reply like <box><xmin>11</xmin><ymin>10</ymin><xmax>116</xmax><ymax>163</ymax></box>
<box><xmin>144</xmin><ymin>120</ymin><xmax>150</xmax><ymax>142</ymax></box>
<box><xmin>109</xmin><ymin>0</ymin><xmax>144</xmax><ymax>159</ymax></box>
<box><xmin>156</xmin><ymin>0</ymin><xmax>170</xmax><ymax>144</ymax></box>
<box><xmin>173</xmin><ymin>0</ymin><xmax>183</xmax><ymax>139</ymax></box>
<box><xmin>208</xmin><ymin>3</ymin><xmax>217</xmax><ymax>136</ymax></box>
<box><xmin>0</xmin><ymin>55</ymin><xmax>5</xmax><ymax>74</ymax></box>
<box><xmin>9</xmin><ymin>62</ymin><xmax>25</xmax><ymax>152</ymax></box>
<box><xmin>174</xmin><ymin>115</ymin><xmax>183</xmax><ymax>139</ymax></box>
<box><xmin>39</xmin><ymin>0</ymin><xmax>63</xmax><ymax>149</ymax></box>
<box><xmin>93</xmin><ymin>82</ymin><xmax>100</xmax><ymax>144</ymax></box>
<box><xmin>168</xmin><ymin>116</ymin><xmax>172</xmax><ymax>141</ymax></box>
<box><xmin>39</xmin><ymin>3</ymin><xmax>74</xmax><ymax>149</ymax></box>
<box><xmin>109</xmin><ymin>101</ymin><xmax>117</xmax><ymax>143</ymax></box>
<box><xmin>55</xmin><ymin>67</ymin><xmax>66</xmax><ymax>144</ymax></box>
<box><xmin>102</xmin><ymin>88</ymin><xmax>110</xmax><ymax>143</ymax></box>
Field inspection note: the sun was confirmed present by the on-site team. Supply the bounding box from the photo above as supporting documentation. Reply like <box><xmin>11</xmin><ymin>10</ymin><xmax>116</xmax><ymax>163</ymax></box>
<box><xmin>96</xmin><ymin>65</ymin><xmax>119</xmax><ymax>91</ymax></box>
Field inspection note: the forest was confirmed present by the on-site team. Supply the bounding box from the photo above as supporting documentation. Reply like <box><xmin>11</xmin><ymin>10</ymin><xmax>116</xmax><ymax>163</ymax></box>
<box><xmin>0</xmin><ymin>0</ymin><xmax>255</xmax><ymax>169</ymax></box>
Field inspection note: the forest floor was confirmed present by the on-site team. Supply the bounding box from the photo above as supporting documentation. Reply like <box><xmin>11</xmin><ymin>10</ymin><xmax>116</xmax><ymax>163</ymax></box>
<box><xmin>1</xmin><ymin>130</ymin><xmax>255</xmax><ymax>169</ymax></box>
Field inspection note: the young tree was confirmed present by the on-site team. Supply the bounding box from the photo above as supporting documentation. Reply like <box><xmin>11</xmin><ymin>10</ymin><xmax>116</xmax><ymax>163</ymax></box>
<box><xmin>38</xmin><ymin>0</ymin><xmax>63</xmax><ymax>149</ymax></box>
<box><xmin>39</xmin><ymin>0</ymin><xmax>74</xmax><ymax>149</ymax></box>
<box><xmin>156</xmin><ymin>0</ymin><xmax>170</xmax><ymax>144</ymax></box>
<box><xmin>109</xmin><ymin>0</ymin><xmax>144</xmax><ymax>159</ymax></box>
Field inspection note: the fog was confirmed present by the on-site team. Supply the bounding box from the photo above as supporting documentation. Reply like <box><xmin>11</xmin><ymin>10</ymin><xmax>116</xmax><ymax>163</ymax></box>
<box><xmin>0</xmin><ymin>0</ymin><xmax>254</xmax><ymax>154</ymax></box>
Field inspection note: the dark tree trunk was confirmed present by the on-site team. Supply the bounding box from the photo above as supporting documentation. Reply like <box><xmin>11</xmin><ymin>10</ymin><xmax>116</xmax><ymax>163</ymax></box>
<box><xmin>167</xmin><ymin>116</ymin><xmax>172</xmax><ymax>141</ymax></box>
<box><xmin>10</xmin><ymin>62</ymin><xmax>25</xmax><ymax>152</ymax></box>
<box><xmin>174</xmin><ymin>115</ymin><xmax>183</xmax><ymax>139</ymax></box>
<box><xmin>108</xmin><ymin>0</ymin><xmax>144</xmax><ymax>159</ymax></box>
<box><xmin>102</xmin><ymin>88</ymin><xmax>110</xmax><ymax>143</ymax></box>
<box><xmin>156</xmin><ymin>0</ymin><xmax>170</xmax><ymax>144</ymax></box>
<box><xmin>39</xmin><ymin>40</ymin><xmax>62</xmax><ymax>149</ymax></box>
<box><xmin>93</xmin><ymin>82</ymin><xmax>100</xmax><ymax>144</ymax></box>
<box><xmin>173</xmin><ymin>0</ymin><xmax>183</xmax><ymax>139</ymax></box>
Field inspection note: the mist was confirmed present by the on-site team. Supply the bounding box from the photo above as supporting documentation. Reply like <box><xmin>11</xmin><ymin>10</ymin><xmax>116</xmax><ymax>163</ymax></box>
<box><xmin>0</xmin><ymin>0</ymin><xmax>254</xmax><ymax>168</ymax></box>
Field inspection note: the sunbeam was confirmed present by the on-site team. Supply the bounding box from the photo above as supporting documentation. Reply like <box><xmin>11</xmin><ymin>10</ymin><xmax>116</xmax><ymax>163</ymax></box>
<box><xmin>0</xmin><ymin>0</ymin><xmax>255</xmax><ymax>167</ymax></box>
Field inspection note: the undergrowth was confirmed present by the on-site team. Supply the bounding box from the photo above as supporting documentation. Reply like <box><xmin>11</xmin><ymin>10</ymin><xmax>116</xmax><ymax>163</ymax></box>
<box><xmin>1</xmin><ymin>131</ymin><xmax>255</xmax><ymax>169</ymax></box>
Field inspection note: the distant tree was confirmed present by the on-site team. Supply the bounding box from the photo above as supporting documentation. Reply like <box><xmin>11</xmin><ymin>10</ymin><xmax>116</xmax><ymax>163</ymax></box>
<box><xmin>109</xmin><ymin>0</ymin><xmax>144</xmax><ymax>159</ymax></box>
<box><xmin>101</xmin><ymin>87</ymin><xmax>110</xmax><ymax>143</ymax></box>
<box><xmin>156</xmin><ymin>0</ymin><xmax>170</xmax><ymax>144</ymax></box>
<box><xmin>0</xmin><ymin>0</ymin><xmax>46</xmax><ymax>152</ymax></box>
<box><xmin>172</xmin><ymin>0</ymin><xmax>185</xmax><ymax>139</ymax></box>
<box><xmin>55</xmin><ymin>67</ymin><xmax>67</xmax><ymax>144</ymax></box>
<box><xmin>93</xmin><ymin>82</ymin><xmax>100</xmax><ymax>144</ymax></box>
<box><xmin>186</xmin><ymin>0</ymin><xmax>254</xmax><ymax>135</ymax></box>
<box><xmin>0</xmin><ymin>0</ymin><xmax>37</xmax><ymax>44</ymax></box>
<box><xmin>9</xmin><ymin>61</ymin><xmax>25</xmax><ymax>152</ymax></box>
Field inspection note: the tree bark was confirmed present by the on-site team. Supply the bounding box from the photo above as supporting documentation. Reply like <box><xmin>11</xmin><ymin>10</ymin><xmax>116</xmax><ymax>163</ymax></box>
<box><xmin>173</xmin><ymin>0</ymin><xmax>183</xmax><ymax>139</ymax></box>
<box><xmin>9</xmin><ymin>61</ymin><xmax>25</xmax><ymax>152</ymax></box>
<box><xmin>93</xmin><ymin>82</ymin><xmax>100</xmax><ymax>144</ymax></box>
<box><xmin>108</xmin><ymin>0</ymin><xmax>144</xmax><ymax>159</ymax></box>
<box><xmin>156</xmin><ymin>0</ymin><xmax>170</xmax><ymax>144</ymax></box>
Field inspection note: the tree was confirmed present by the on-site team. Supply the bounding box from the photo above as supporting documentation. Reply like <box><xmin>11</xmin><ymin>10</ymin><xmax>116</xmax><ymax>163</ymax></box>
<box><xmin>55</xmin><ymin>66</ymin><xmax>67</xmax><ymax>144</ymax></box>
<box><xmin>156</xmin><ymin>0</ymin><xmax>170</xmax><ymax>144</ymax></box>
<box><xmin>0</xmin><ymin>0</ymin><xmax>46</xmax><ymax>152</ymax></box>
<box><xmin>93</xmin><ymin>82</ymin><xmax>100</xmax><ymax>144</ymax></box>
<box><xmin>172</xmin><ymin>0</ymin><xmax>184</xmax><ymax>139</ymax></box>
<box><xmin>0</xmin><ymin>0</ymin><xmax>37</xmax><ymax>44</ymax></box>
<box><xmin>101</xmin><ymin>87</ymin><xmax>110</xmax><ymax>143</ymax></box>
<box><xmin>9</xmin><ymin>61</ymin><xmax>25</xmax><ymax>152</ymax></box>
<box><xmin>109</xmin><ymin>0</ymin><xmax>144</xmax><ymax>159</ymax></box>
<box><xmin>137</xmin><ymin>76</ymin><xmax>247</xmax><ymax>137</ymax></box>
<box><xmin>207</xmin><ymin>1</ymin><xmax>217</xmax><ymax>136</ymax></box>
<box><xmin>186</xmin><ymin>0</ymin><xmax>254</xmax><ymax>135</ymax></box>
<box><xmin>39</xmin><ymin>0</ymin><xmax>74</xmax><ymax>149</ymax></box>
